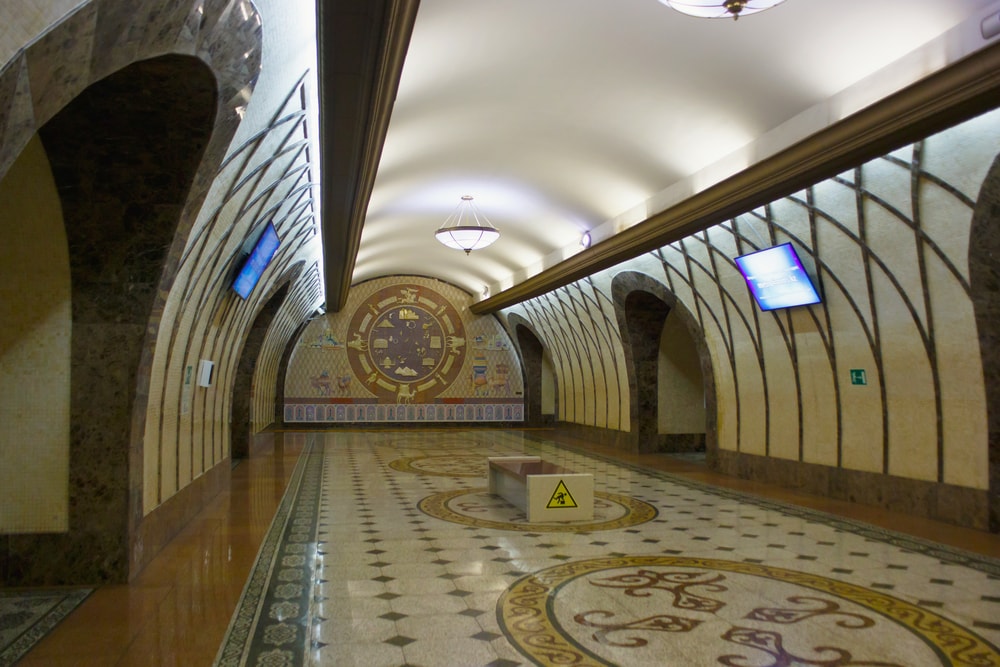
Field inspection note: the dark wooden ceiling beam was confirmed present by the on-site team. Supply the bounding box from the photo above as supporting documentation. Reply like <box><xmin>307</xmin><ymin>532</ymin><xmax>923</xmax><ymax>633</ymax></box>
<box><xmin>317</xmin><ymin>0</ymin><xmax>419</xmax><ymax>313</ymax></box>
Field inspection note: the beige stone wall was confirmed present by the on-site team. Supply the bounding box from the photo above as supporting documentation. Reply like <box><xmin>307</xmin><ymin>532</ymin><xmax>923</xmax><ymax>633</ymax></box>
<box><xmin>0</xmin><ymin>135</ymin><xmax>69</xmax><ymax>533</ymax></box>
<box><xmin>510</xmin><ymin>282</ymin><xmax>630</xmax><ymax>432</ymax></box>
<box><xmin>505</xmin><ymin>108</ymin><xmax>999</xmax><ymax>492</ymax></box>
<box><xmin>139</xmin><ymin>0</ymin><xmax>324</xmax><ymax>515</ymax></box>
<box><xmin>658</xmin><ymin>312</ymin><xmax>706</xmax><ymax>434</ymax></box>
<box><xmin>251</xmin><ymin>286</ymin><xmax>310</xmax><ymax>435</ymax></box>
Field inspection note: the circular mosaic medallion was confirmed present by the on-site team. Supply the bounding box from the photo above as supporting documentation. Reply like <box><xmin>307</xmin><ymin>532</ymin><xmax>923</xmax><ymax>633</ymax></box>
<box><xmin>347</xmin><ymin>283</ymin><xmax>466</xmax><ymax>402</ymax></box>
<box><xmin>498</xmin><ymin>556</ymin><xmax>1000</xmax><ymax>666</ymax></box>
<box><xmin>389</xmin><ymin>455</ymin><xmax>486</xmax><ymax>477</ymax></box>
<box><xmin>418</xmin><ymin>488</ymin><xmax>656</xmax><ymax>532</ymax></box>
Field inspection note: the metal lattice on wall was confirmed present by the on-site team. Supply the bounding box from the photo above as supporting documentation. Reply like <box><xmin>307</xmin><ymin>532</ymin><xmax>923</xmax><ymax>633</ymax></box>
<box><xmin>505</xmin><ymin>108</ymin><xmax>999</xmax><ymax>493</ymax></box>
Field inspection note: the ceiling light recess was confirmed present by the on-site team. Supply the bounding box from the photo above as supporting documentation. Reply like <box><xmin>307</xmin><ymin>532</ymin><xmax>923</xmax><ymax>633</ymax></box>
<box><xmin>434</xmin><ymin>195</ymin><xmax>500</xmax><ymax>254</ymax></box>
<box><xmin>659</xmin><ymin>0</ymin><xmax>785</xmax><ymax>20</ymax></box>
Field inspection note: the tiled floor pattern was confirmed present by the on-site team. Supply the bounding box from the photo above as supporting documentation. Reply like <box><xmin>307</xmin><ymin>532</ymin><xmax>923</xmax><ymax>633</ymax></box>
<box><xmin>216</xmin><ymin>430</ymin><xmax>1000</xmax><ymax>666</ymax></box>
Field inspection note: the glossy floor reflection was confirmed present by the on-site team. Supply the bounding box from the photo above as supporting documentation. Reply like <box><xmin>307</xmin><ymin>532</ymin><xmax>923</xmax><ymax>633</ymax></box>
<box><xmin>17</xmin><ymin>433</ymin><xmax>304</xmax><ymax>667</ymax></box>
<box><xmin>18</xmin><ymin>429</ymin><xmax>1000</xmax><ymax>666</ymax></box>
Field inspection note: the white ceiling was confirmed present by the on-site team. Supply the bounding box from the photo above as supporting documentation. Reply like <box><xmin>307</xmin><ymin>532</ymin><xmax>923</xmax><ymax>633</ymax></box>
<box><xmin>353</xmin><ymin>0</ymin><xmax>999</xmax><ymax>300</ymax></box>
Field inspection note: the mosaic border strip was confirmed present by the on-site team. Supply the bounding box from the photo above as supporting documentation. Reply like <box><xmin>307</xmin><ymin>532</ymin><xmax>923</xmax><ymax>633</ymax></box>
<box><xmin>284</xmin><ymin>401</ymin><xmax>524</xmax><ymax>423</ymax></box>
<box><xmin>527</xmin><ymin>433</ymin><xmax>1000</xmax><ymax>577</ymax></box>
<box><xmin>0</xmin><ymin>588</ymin><xmax>91</xmax><ymax>666</ymax></box>
<box><xmin>214</xmin><ymin>435</ymin><xmax>322</xmax><ymax>667</ymax></box>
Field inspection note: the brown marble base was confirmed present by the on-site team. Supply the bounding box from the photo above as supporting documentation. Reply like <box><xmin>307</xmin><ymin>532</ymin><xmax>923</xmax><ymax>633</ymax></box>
<box><xmin>715</xmin><ymin>450</ymin><xmax>989</xmax><ymax>531</ymax></box>
<box><xmin>649</xmin><ymin>433</ymin><xmax>706</xmax><ymax>453</ymax></box>
<box><xmin>129</xmin><ymin>458</ymin><xmax>231</xmax><ymax>580</ymax></box>
<box><xmin>554</xmin><ymin>422</ymin><xmax>639</xmax><ymax>452</ymax></box>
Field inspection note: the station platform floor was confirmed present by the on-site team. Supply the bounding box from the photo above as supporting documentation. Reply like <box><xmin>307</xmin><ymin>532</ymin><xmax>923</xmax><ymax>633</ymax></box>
<box><xmin>15</xmin><ymin>429</ymin><xmax>1000</xmax><ymax>666</ymax></box>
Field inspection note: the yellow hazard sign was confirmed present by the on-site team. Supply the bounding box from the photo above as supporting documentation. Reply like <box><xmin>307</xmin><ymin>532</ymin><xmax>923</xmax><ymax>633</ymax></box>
<box><xmin>546</xmin><ymin>480</ymin><xmax>578</xmax><ymax>509</ymax></box>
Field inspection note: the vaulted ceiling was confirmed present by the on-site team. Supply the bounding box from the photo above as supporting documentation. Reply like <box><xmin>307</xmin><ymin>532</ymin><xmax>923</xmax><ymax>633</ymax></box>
<box><xmin>318</xmin><ymin>0</ymin><xmax>1000</xmax><ymax>314</ymax></box>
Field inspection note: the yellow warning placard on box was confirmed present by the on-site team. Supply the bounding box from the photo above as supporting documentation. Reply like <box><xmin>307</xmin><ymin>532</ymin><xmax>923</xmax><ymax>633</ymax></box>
<box><xmin>546</xmin><ymin>480</ymin><xmax>578</xmax><ymax>509</ymax></box>
<box><xmin>526</xmin><ymin>472</ymin><xmax>593</xmax><ymax>522</ymax></box>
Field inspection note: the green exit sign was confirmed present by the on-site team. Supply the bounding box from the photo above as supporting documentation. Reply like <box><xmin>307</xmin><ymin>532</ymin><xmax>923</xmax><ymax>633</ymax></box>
<box><xmin>850</xmin><ymin>369</ymin><xmax>867</xmax><ymax>386</ymax></box>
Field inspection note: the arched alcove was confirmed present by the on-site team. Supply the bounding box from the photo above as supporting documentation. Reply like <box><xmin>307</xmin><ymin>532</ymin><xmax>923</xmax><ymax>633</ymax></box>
<box><xmin>232</xmin><ymin>282</ymin><xmax>292</xmax><ymax>460</ymax></box>
<box><xmin>510</xmin><ymin>314</ymin><xmax>556</xmax><ymax>426</ymax></box>
<box><xmin>612</xmin><ymin>272</ymin><xmax>716</xmax><ymax>457</ymax></box>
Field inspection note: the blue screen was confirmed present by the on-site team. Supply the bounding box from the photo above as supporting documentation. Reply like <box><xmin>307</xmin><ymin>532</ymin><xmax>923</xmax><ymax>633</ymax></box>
<box><xmin>233</xmin><ymin>223</ymin><xmax>280</xmax><ymax>299</ymax></box>
<box><xmin>734</xmin><ymin>243</ymin><xmax>821</xmax><ymax>311</ymax></box>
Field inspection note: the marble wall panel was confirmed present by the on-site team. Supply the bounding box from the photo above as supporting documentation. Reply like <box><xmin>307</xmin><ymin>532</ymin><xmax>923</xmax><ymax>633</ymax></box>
<box><xmin>0</xmin><ymin>59</ymin><xmax>37</xmax><ymax>182</ymax></box>
<box><xmin>715</xmin><ymin>449</ymin><xmax>989</xmax><ymax>530</ymax></box>
<box><xmin>24</xmin><ymin>3</ymin><xmax>98</xmax><ymax>129</ymax></box>
<box><xmin>144</xmin><ymin>1</ymin><xmax>204</xmax><ymax>57</ymax></box>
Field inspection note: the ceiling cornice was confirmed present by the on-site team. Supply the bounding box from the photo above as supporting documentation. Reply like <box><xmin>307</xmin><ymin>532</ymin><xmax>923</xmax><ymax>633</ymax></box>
<box><xmin>471</xmin><ymin>41</ymin><xmax>1000</xmax><ymax>315</ymax></box>
<box><xmin>317</xmin><ymin>0</ymin><xmax>419</xmax><ymax>313</ymax></box>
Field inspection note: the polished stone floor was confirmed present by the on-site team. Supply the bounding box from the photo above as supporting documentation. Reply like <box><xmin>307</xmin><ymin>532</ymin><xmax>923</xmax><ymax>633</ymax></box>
<box><xmin>16</xmin><ymin>429</ymin><xmax>1000</xmax><ymax>666</ymax></box>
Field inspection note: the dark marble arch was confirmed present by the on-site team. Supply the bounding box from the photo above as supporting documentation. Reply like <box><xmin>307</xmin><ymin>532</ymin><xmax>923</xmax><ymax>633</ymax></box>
<box><xmin>507</xmin><ymin>313</ymin><xmax>555</xmax><ymax>427</ymax></box>
<box><xmin>2</xmin><ymin>56</ymin><xmax>215</xmax><ymax>586</ymax></box>
<box><xmin>970</xmin><ymin>153</ymin><xmax>1000</xmax><ymax>533</ymax></box>
<box><xmin>0</xmin><ymin>0</ymin><xmax>265</xmax><ymax>585</ymax></box>
<box><xmin>611</xmin><ymin>271</ymin><xmax>717</xmax><ymax>457</ymax></box>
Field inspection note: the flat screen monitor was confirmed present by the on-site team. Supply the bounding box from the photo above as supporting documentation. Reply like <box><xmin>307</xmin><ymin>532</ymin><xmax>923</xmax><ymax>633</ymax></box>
<box><xmin>734</xmin><ymin>242</ymin><xmax>821</xmax><ymax>311</ymax></box>
<box><xmin>233</xmin><ymin>222</ymin><xmax>280</xmax><ymax>299</ymax></box>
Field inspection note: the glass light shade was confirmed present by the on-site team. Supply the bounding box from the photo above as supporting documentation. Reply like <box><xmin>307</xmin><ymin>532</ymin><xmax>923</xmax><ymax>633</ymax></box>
<box><xmin>659</xmin><ymin>0</ymin><xmax>785</xmax><ymax>20</ymax></box>
<box><xmin>434</xmin><ymin>196</ymin><xmax>500</xmax><ymax>254</ymax></box>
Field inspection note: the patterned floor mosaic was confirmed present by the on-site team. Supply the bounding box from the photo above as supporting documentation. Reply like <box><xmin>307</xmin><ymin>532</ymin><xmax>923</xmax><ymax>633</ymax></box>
<box><xmin>215</xmin><ymin>430</ymin><xmax>1000</xmax><ymax>666</ymax></box>
<box><xmin>0</xmin><ymin>588</ymin><xmax>91</xmax><ymax>666</ymax></box>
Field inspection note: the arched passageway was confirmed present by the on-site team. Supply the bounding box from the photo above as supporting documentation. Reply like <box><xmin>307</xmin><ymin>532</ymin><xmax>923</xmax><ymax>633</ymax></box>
<box><xmin>613</xmin><ymin>272</ymin><xmax>714</xmax><ymax>455</ymax></box>
<box><xmin>232</xmin><ymin>283</ymin><xmax>292</xmax><ymax>460</ymax></box>
<box><xmin>512</xmin><ymin>317</ymin><xmax>557</xmax><ymax>426</ymax></box>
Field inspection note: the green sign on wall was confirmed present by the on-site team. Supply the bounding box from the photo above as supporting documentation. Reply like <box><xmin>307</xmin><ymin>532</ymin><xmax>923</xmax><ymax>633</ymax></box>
<box><xmin>850</xmin><ymin>369</ymin><xmax>867</xmax><ymax>386</ymax></box>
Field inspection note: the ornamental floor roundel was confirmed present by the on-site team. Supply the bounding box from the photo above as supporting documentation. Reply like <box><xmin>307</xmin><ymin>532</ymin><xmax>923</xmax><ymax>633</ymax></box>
<box><xmin>419</xmin><ymin>488</ymin><xmax>657</xmax><ymax>532</ymax></box>
<box><xmin>347</xmin><ymin>284</ymin><xmax>465</xmax><ymax>403</ymax></box>
<box><xmin>498</xmin><ymin>556</ymin><xmax>1000</xmax><ymax>666</ymax></box>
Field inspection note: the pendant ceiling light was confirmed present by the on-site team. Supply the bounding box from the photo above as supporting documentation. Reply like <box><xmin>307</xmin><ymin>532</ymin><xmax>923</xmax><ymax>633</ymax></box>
<box><xmin>434</xmin><ymin>195</ymin><xmax>500</xmax><ymax>254</ymax></box>
<box><xmin>659</xmin><ymin>0</ymin><xmax>785</xmax><ymax>20</ymax></box>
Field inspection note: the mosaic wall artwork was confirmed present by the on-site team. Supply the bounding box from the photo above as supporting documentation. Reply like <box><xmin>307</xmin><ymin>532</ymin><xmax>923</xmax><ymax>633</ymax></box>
<box><xmin>285</xmin><ymin>277</ymin><xmax>524</xmax><ymax>423</ymax></box>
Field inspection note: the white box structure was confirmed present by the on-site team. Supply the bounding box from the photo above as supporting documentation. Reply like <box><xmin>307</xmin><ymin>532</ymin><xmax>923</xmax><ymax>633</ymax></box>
<box><xmin>488</xmin><ymin>456</ymin><xmax>594</xmax><ymax>522</ymax></box>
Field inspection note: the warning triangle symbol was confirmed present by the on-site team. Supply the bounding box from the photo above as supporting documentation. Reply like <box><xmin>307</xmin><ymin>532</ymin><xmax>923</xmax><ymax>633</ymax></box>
<box><xmin>546</xmin><ymin>480</ymin><xmax>578</xmax><ymax>509</ymax></box>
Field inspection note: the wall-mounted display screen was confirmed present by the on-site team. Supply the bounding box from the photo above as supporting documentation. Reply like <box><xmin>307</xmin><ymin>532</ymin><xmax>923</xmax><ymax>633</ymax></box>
<box><xmin>233</xmin><ymin>222</ymin><xmax>280</xmax><ymax>299</ymax></box>
<box><xmin>734</xmin><ymin>242</ymin><xmax>821</xmax><ymax>311</ymax></box>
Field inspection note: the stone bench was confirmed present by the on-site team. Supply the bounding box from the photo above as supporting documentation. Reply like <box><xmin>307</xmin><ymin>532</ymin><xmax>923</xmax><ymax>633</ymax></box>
<box><xmin>487</xmin><ymin>456</ymin><xmax>594</xmax><ymax>522</ymax></box>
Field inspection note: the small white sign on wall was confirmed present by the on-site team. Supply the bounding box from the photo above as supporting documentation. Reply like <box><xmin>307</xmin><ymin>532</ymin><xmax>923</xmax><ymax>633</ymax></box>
<box><xmin>198</xmin><ymin>359</ymin><xmax>215</xmax><ymax>387</ymax></box>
